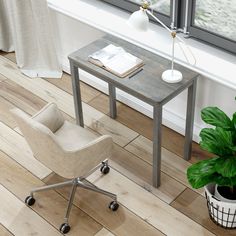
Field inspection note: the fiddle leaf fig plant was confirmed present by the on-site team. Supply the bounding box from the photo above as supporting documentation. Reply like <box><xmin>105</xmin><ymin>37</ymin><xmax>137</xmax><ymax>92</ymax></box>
<box><xmin>187</xmin><ymin>99</ymin><xmax>236</xmax><ymax>194</ymax></box>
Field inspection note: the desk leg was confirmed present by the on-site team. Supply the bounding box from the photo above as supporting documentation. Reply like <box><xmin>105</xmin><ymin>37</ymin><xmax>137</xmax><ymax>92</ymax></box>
<box><xmin>70</xmin><ymin>61</ymin><xmax>84</xmax><ymax>127</ymax></box>
<box><xmin>184</xmin><ymin>78</ymin><xmax>197</xmax><ymax>160</ymax></box>
<box><xmin>108</xmin><ymin>84</ymin><xmax>117</xmax><ymax>119</ymax></box>
<box><xmin>153</xmin><ymin>105</ymin><xmax>162</xmax><ymax>188</ymax></box>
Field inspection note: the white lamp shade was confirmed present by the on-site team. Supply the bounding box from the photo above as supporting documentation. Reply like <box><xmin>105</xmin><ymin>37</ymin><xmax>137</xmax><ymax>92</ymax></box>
<box><xmin>127</xmin><ymin>9</ymin><xmax>149</xmax><ymax>31</ymax></box>
<box><xmin>127</xmin><ymin>7</ymin><xmax>184</xmax><ymax>84</ymax></box>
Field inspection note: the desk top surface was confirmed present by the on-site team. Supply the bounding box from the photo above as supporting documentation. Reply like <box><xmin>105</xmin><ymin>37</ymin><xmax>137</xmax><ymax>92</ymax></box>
<box><xmin>69</xmin><ymin>35</ymin><xmax>198</xmax><ymax>105</ymax></box>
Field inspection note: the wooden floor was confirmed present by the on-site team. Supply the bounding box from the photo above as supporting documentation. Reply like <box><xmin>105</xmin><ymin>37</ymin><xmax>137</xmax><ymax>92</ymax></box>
<box><xmin>0</xmin><ymin>52</ymin><xmax>233</xmax><ymax>236</ymax></box>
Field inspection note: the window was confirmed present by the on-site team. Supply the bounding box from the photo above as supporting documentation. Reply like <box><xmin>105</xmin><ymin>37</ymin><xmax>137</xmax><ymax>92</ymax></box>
<box><xmin>101</xmin><ymin>0</ymin><xmax>236</xmax><ymax>54</ymax></box>
<box><xmin>129</xmin><ymin>0</ymin><xmax>171</xmax><ymax>16</ymax></box>
<box><xmin>188</xmin><ymin>0</ymin><xmax>236</xmax><ymax>53</ymax></box>
<box><xmin>193</xmin><ymin>0</ymin><xmax>236</xmax><ymax>41</ymax></box>
<box><xmin>101</xmin><ymin>0</ymin><xmax>173</xmax><ymax>27</ymax></box>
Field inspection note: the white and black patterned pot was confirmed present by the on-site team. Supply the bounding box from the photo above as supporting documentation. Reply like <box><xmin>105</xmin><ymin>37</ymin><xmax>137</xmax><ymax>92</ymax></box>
<box><xmin>205</xmin><ymin>183</ymin><xmax>236</xmax><ymax>228</ymax></box>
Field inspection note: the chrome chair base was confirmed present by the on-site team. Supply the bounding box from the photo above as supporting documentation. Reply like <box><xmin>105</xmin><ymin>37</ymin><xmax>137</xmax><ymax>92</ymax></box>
<box><xmin>25</xmin><ymin>160</ymin><xmax>119</xmax><ymax>234</ymax></box>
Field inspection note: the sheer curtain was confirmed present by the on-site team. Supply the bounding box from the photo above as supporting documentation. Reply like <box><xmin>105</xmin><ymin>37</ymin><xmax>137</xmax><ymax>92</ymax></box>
<box><xmin>0</xmin><ymin>0</ymin><xmax>62</xmax><ymax>78</ymax></box>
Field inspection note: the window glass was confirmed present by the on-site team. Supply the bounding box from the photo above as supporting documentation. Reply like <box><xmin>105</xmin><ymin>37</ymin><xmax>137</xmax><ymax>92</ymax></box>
<box><xmin>129</xmin><ymin>0</ymin><xmax>171</xmax><ymax>16</ymax></box>
<box><xmin>193</xmin><ymin>0</ymin><xmax>236</xmax><ymax>41</ymax></box>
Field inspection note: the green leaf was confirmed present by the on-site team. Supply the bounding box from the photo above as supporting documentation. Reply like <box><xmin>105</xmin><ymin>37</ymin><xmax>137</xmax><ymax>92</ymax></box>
<box><xmin>232</xmin><ymin>112</ymin><xmax>236</xmax><ymax>130</ymax></box>
<box><xmin>230</xmin><ymin>146</ymin><xmax>236</xmax><ymax>152</ymax></box>
<box><xmin>201</xmin><ymin>107</ymin><xmax>232</xmax><ymax>129</ymax></box>
<box><xmin>215</xmin><ymin>157</ymin><xmax>236</xmax><ymax>178</ymax></box>
<box><xmin>231</xmin><ymin>113</ymin><xmax>236</xmax><ymax>144</ymax></box>
<box><xmin>214</xmin><ymin>175</ymin><xmax>236</xmax><ymax>187</ymax></box>
<box><xmin>200</xmin><ymin>127</ymin><xmax>233</xmax><ymax>156</ymax></box>
<box><xmin>187</xmin><ymin>158</ymin><xmax>218</xmax><ymax>188</ymax></box>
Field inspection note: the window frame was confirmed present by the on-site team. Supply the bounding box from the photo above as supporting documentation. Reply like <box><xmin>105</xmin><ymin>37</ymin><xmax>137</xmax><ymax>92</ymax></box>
<box><xmin>100</xmin><ymin>0</ymin><xmax>173</xmax><ymax>27</ymax></box>
<box><xmin>187</xmin><ymin>0</ymin><xmax>236</xmax><ymax>54</ymax></box>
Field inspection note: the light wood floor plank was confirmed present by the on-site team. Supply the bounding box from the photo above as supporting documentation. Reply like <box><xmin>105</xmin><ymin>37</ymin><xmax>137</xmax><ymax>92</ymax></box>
<box><xmin>125</xmin><ymin>135</ymin><xmax>204</xmax><ymax>196</ymax></box>
<box><xmin>111</xmin><ymin>144</ymin><xmax>186</xmax><ymax>204</ymax></box>
<box><xmin>0</xmin><ymin>122</ymin><xmax>51</xmax><ymax>179</ymax></box>
<box><xmin>95</xmin><ymin>228</ymin><xmax>115</xmax><ymax>236</ymax></box>
<box><xmin>45</xmin><ymin>174</ymin><xmax>165</xmax><ymax>236</ymax></box>
<box><xmin>89</xmin><ymin>93</ymin><xmax>211</xmax><ymax>163</ymax></box>
<box><xmin>0</xmin><ymin>97</ymin><xmax>17</xmax><ymax>129</ymax></box>
<box><xmin>0</xmin><ymin>78</ymin><xmax>75</xmax><ymax>124</ymax></box>
<box><xmin>89</xmin><ymin>93</ymin><xmax>117</xmax><ymax>115</ymax></box>
<box><xmin>91</xmin><ymin>115</ymin><xmax>138</xmax><ymax>147</ymax></box>
<box><xmin>0</xmin><ymin>73</ymin><xmax>7</xmax><ymax>82</ymax></box>
<box><xmin>46</xmin><ymin>72</ymin><xmax>101</xmax><ymax>103</ymax></box>
<box><xmin>0</xmin><ymin>184</ymin><xmax>62</xmax><ymax>236</ymax></box>
<box><xmin>171</xmin><ymin>188</ymin><xmax>236</xmax><ymax>236</ymax></box>
<box><xmin>61</xmin><ymin>169</ymin><xmax>213</xmax><ymax>236</ymax></box>
<box><xmin>86</xmin><ymin>168</ymin><xmax>214</xmax><ymax>236</ymax></box>
<box><xmin>0</xmin><ymin>151</ymin><xmax>103</xmax><ymax>235</ymax></box>
<box><xmin>0</xmin><ymin>55</ymin><xmax>138</xmax><ymax>147</ymax></box>
<box><xmin>1</xmin><ymin>52</ymin><xmax>102</xmax><ymax>104</ymax></box>
<box><xmin>0</xmin><ymin>79</ymin><xmax>45</xmax><ymax>116</ymax></box>
<box><xmin>0</xmin><ymin>52</ymin><xmax>16</xmax><ymax>63</ymax></box>
<box><xmin>0</xmin><ymin>224</ymin><xmax>13</xmax><ymax>236</ymax></box>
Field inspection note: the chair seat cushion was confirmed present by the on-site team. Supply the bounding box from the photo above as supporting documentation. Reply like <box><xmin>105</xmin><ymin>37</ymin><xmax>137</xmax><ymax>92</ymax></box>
<box><xmin>54</xmin><ymin>121</ymin><xmax>98</xmax><ymax>151</ymax></box>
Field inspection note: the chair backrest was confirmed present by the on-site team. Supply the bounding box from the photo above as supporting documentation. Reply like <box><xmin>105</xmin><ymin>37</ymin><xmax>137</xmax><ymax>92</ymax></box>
<box><xmin>10</xmin><ymin>108</ymin><xmax>65</xmax><ymax>173</ymax></box>
<box><xmin>32</xmin><ymin>102</ymin><xmax>64</xmax><ymax>133</ymax></box>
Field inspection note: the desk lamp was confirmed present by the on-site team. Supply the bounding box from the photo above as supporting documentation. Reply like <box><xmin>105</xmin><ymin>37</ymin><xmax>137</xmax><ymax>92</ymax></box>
<box><xmin>128</xmin><ymin>1</ymin><xmax>187</xmax><ymax>83</ymax></box>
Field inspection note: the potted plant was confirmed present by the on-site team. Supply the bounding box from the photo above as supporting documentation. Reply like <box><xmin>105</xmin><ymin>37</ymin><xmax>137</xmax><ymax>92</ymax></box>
<box><xmin>187</xmin><ymin>100</ymin><xmax>236</xmax><ymax>228</ymax></box>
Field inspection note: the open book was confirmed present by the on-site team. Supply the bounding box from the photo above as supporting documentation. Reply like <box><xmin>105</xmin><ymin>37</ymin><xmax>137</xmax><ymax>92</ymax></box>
<box><xmin>88</xmin><ymin>44</ymin><xmax>144</xmax><ymax>78</ymax></box>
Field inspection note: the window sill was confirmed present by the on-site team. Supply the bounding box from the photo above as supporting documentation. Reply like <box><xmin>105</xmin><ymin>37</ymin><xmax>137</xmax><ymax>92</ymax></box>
<box><xmin>48</xmin><ymin>0</ymin><xmax>236</xmax><ymax>89</ymax></box>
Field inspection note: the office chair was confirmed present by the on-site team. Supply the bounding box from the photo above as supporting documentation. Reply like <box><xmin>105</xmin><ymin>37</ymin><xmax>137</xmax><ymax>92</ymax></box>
<box><xmin>11</xmin><ymin>103</ymin><xmax>119</xmax><ymax>234</ymax></box>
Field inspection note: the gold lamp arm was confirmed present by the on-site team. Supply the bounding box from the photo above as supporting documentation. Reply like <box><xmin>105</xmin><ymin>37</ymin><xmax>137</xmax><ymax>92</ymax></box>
<box><xmin>146</xmin><ymin>10</ymin><xmax>196</xmax><ymax>66</ymax></box>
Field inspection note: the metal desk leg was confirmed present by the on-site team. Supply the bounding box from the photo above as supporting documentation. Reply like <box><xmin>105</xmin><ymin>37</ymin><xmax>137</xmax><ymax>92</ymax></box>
<box><xmin>153</xmin><ymin>105</ymin><xmax>162</xmax><ymax>187</ymax></box>
<box><xmin>69</xmin><ymin>61</ymin><xmax>84</xmax><ymax>127</ymax></box>
<box><xmin>108</xmin><ymin>84</ymin><xmax>117</xmax><ymax>119</ymax></box>
<box><xmin>184</xmin><ymin>78</ymin><xmax>197</xmax><ymax>160</ymax></box>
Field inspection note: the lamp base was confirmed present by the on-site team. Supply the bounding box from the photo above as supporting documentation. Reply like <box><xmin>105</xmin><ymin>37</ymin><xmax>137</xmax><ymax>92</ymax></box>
<box><xmin>162</xmin><ymin>70</ymin><xmax>183</xmax><ymax>83</ymax></box>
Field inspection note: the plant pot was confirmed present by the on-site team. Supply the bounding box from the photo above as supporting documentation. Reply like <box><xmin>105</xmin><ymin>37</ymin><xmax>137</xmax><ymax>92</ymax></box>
<box><xmin>205</xmin><ymin>183</ymin><xmax>236</xmax><ymax>228</ymax></box>
<box><xmin>214</xmin><ymin>185</ymin><xmax>236</xmax><ymax>203</ymax></box>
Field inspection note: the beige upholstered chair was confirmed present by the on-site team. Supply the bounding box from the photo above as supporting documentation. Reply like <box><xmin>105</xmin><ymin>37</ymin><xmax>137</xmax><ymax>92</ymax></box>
<box><xmin>11</xmin><ymin>102</ymin><xmax>118</xmax><ymax>234</ymax></box>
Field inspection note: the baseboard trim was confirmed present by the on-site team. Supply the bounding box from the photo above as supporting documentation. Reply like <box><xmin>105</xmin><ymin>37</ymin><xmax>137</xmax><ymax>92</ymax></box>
<box><xmin>63</xmin><ymin>62</ymin><xmax>201</xmax><ymax>142</ymax></box>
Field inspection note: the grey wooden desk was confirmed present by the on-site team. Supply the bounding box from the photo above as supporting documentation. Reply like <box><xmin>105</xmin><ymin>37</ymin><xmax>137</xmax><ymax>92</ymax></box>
<box><xmin>68</xmin><ymin>35</ymin><xmax>198</xmax><ymax>188</ymax></box>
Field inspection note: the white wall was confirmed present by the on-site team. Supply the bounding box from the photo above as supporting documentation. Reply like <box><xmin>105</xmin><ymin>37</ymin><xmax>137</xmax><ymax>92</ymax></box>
<box><xmin>49</xmin><ymin>9</ymin><xmax>236</xmax><ymax>143</ymax></box>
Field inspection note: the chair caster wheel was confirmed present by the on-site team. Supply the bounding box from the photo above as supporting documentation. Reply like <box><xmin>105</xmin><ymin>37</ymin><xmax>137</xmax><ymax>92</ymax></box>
<box><xmin>60</xmin><ymin>223</ymin><xmax>71</xmax><ymax>234</ymax></box>
<box><xmin>25</xmin><ymin>196</ymin><xmax>35</xmax><ymax>206</ymax></box>
<box><xmin>109</xmin><ymin>201</ymin><xmax>119</xmax><ymax>211</ymax></box>
<box><xmin>100</xmin><ymin>164</ymin><xmax>110</xmax><ymax>174</ymax></box>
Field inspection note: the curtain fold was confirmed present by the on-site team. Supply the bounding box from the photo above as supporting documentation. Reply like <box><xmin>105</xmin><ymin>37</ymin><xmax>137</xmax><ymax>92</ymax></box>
<box><xmin>0</xmin><ymin>0</ymin><xmax>62</xmax><ymax>78</ymax></box>
<box><xmin>0</xmin><ymin>0</ymin><xmax>14</xmax><ymax>52</ymax></box>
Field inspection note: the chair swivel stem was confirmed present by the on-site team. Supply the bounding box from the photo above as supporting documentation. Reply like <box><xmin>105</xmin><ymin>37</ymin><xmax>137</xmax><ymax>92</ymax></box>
<box><xmin>30</xmin><ymin>180</ymin><xmax>73</xmax><ymax>196</ymax></box>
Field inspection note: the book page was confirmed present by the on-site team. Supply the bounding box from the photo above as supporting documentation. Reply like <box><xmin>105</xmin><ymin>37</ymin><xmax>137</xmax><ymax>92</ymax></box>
<box><xmin>88</xmin><ymin>44</ymin><xmax>143</xmax><ymax>77</ymax></box>
<box><xmin>89</xmin><ymin>44</ymin><xmax>125</xmax><ymax>66</ymax></box>
<box><xmin>104</xmin><ymin>52</ymin><xmax>143</xmax><ymax>75</ymax></box>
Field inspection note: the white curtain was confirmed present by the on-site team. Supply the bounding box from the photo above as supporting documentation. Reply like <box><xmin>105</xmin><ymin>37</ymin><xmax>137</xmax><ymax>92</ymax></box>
<box><xmin>0</xmin><ymin>0</ymin><xmax>62</xmax><ymax>78</ymax></box>
<box><xmin>0</xmin><ymin>0</ymin><xmax>14</xmax><ymax>52</ymax></box>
